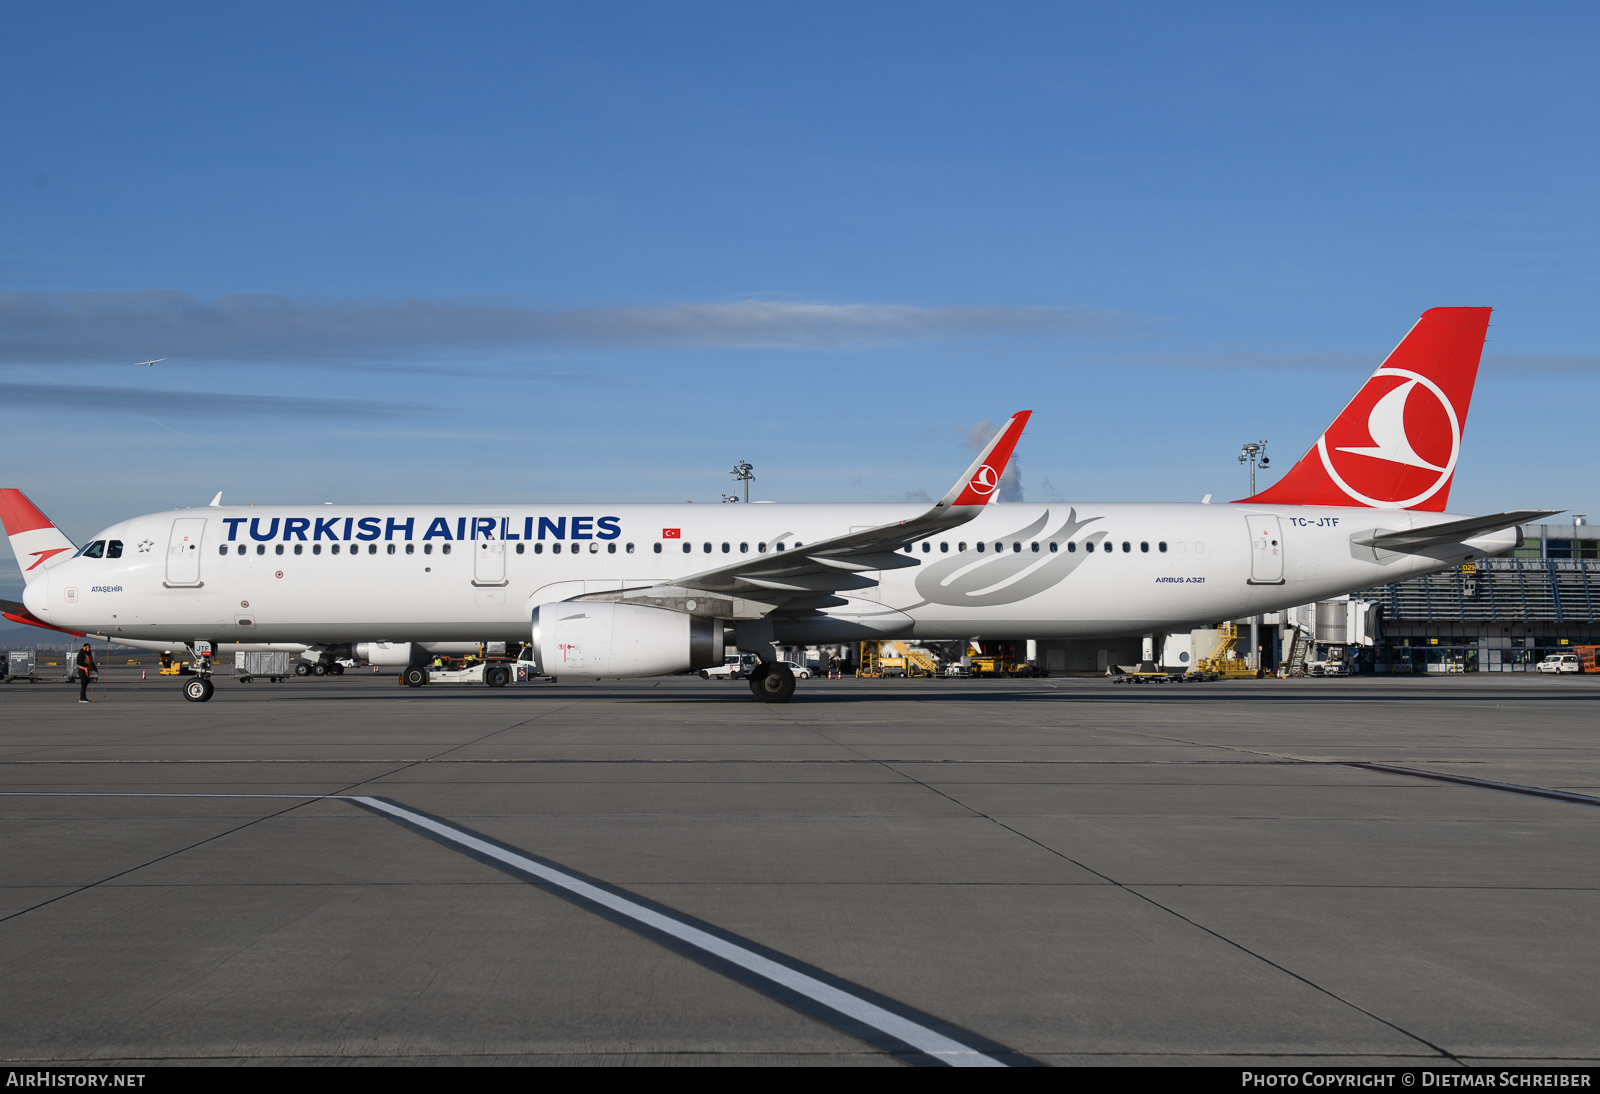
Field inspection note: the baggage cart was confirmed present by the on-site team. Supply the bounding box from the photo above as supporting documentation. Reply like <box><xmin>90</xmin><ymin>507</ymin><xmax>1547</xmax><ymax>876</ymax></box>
<box><xmin>235</xmin><ymin>651</ymin><xmax>293</xmax><ymax>683</ymax></box>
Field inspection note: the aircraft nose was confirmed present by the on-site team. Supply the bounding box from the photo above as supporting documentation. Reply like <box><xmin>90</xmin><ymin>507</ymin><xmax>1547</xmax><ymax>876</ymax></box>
<box><xmin>23</xmin><ymin>569</ymin><xmax>50</xmax><ymax>620</ymax></box>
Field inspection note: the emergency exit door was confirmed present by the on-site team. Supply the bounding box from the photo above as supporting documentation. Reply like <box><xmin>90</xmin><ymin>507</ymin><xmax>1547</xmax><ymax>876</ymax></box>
<box><xmin>474</xmin><ymin>540</ymin><xmax>507</xmax><ymax>585</ymax></box>
<box><xmin>1246</xmin><ymin>514</ymin><xmax>1284</xmax><ymax>584</ymax></box>
<box><xmin>165</xmin><ymin>517</ymin><xmax>206</xmax><ymax>586</ymax></box>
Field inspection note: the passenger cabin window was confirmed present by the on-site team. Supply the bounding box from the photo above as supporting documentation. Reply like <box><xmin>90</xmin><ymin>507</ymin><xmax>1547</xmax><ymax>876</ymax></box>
<box><xmin>775</xmin><ymin>543</ymin><xmax>785</xmax><ymax>552</ymax></box>
<box><xmin>276</xmin><ymin>544</ymin><xmax>285</xmax><ymax>555</ymax></box>
<box><xmin>218</xmin><ymin>545</ymin><xmax>228</xmax><ymax>556</ymax></box>
<box><xmin>940</xmin><ymin>542</ymin><xmax>949</xmax><ymax>553</ymax></box>
<box><xmin>552</xmin><ymin>543</ymin><xmax>561</xmax><ymax>554</ymax></box>
<box><xmin>722</xmin><ymin>542</ymin><xmax>731</xmax><ymax>553</ymax></box>
<box><xmin>236</xmin><ymin>544</ymin><xmax>246</xmax><ymax>556</ymax></box>
<box><xmin>533</xmin><ymin>543</ymin><xmax>542</xmax><ymax>554</ymax></box>
<box><xmin>442</xmin><ymin>543</ymin><xmax>451</xmax><ymax>555</ymax></box>
<box><xmin>423</xmin><ymin>543</ymin><xmax>433</xmax><ymax>555</ymax></box>
<box><xmin>653</xmin><ymin>543</ymin><xmax>662</xmax><ymax>554</ymax></box>
<box><xmin>976</xmin><ymin>543</ymin><xmax>985</xmax><ymax>553</ymax></box>
<box><xmin>1158</xmin><ymin>542</ymin><xmax>1167</xmax><ymax>553</ymax></box>
<box><xmin>331</xmin><ymin>544</ymin><xmax>340</xmax><ymax>555</ymax></box>
<box><xmin>1122</xmin><ymin>541</ymin><xmax>1131</xmax><ymax>553</ymax></box>
<box><xmin>1140</xmin><ymin>542</ymin><xmax>1149</xmax><ymax>553</ymax></box>
<box><xmin>387</xmin><ymin>544</ymin><xmax>396</xmax><ymax>555</ymax></box>
<box><xmin>683</xmin><ymin>543</ymin><xmax>692</xmax><ymax>553</ymax></box>
<box><xmin>257</xmin><ymin>544</ymin><xmax>266</xmax><ymax>555</ymax></box>
<box><xmin>626</xmin><ymin>543</ymin><xmax>635</xmax><ymax>554</ymax></box>
<box><xmin>1013</xmin><ymin>542</ymin><xmax>1021</xmax><ymax>553</ymax></box>
<box><xmin>1048</xmin><ymin>542</ymin><xmax>1057</xmax><ymax>553</ymax></box>
<box><xmin>515</xmin><ymin>543</ymin><xmax>524</xmax><ymax>554</ymax></box>
<box><xmin>1030</xmin><ymin>542</ymin><xmax>1039</xmax><ymax>553</ymax></box>
<box><xmin>739</xmin><ymin>542</ymin><xmax>748</xmax><ymax>553</ymax></box>
<box><xmin>313</xmin><ymin>544</ymin><xmax>322</xmax><ymax>555</ymax></box>
<box><xmin>295</xmin><ymin>544</ymin><xmax>304</xmax><ymax>556</ymax></box>
<box><xmin>607</xmin><ymin>542</ymin><xmax>616</xmax><ymax>554</ymax></box>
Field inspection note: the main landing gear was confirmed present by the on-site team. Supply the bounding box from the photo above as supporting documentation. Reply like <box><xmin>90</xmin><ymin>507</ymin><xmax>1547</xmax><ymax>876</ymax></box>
<box><xmin>748</xmin><ymin>661</ymin><xmax>795</xmax><ymax>704</ymax></box>
<box><xmin>183</xmin><ymin>677</ymin><xmax>215</xmax><ymax>703</ymax></box>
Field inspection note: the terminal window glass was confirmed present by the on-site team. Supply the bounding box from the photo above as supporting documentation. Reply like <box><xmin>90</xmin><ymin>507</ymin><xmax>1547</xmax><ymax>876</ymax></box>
<box><xmin>107</xmin><ymin>541</ymin><xmax>123</xmax><ymax>558</ymax></box>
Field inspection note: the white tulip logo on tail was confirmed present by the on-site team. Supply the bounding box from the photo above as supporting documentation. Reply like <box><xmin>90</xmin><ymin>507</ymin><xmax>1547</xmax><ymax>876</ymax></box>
<box><xmin>1316</xmin><ymin>367</ymin><xmax>1460</xmax><ymax>509</ymax></box>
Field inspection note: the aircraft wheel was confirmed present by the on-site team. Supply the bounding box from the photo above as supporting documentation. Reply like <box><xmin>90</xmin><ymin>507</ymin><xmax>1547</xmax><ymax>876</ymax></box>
<box><xmin>313</xmin><ymin>663</ymin><xmax>328</xmax><ymax>676</ymax></box>
<box><xmin>752</xmin><ymin>662</ymin><xmax>795</xmax><ymax>703</ymax></box>
<box><xmin>294</xmin><ymin>662</ymin><xmax>312</xmax><ymax>677</ymax></box>
<box><xmin>485</xmin><ymin>665</ymin><xmax>510</xmax><ymax>688</ymax></box>
<box><xmin>331</xmin><ymin>664</ymin><xmax>345</xmax><ymax>675</ymax></box>
<box><xmin>402</xmin><ymin>666</ymin><xmax>428</xmax><ymax>688</ymax></box>
<box><xmin>183</xmin><ymin>677</ymin><xmax>214</xmax><ymax>703</ymax></box>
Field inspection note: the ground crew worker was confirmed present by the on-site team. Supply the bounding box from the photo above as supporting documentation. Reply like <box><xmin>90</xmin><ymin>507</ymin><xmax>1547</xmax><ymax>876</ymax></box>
<box><xmin>76</xmin><ymin>643</ymin><xmax>96</xmax><ymax>703</ymax></box>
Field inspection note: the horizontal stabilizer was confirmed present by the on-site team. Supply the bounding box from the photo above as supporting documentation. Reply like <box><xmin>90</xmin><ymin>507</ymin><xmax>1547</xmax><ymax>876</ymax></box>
<box><xmin>0</xmin><ymin>597</ymin><xmax>86</xmax><ymax>637</ymax></box>
<box><xmin>1351</xmin><ymin>510</ymin><xmax>1560</xmax><ymax>553</ymax></box>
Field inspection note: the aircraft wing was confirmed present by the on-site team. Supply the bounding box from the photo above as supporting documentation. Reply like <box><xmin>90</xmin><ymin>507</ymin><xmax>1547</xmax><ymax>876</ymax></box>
<box><xmin>1350</xmin><ymin>509</ymin><xmax>1561</xmax><ymax>553</ymax></box>
<box><xmin>658</xmin><ymin>411</ymin><xmax>1030</xmax><ymax>601</ymax></box>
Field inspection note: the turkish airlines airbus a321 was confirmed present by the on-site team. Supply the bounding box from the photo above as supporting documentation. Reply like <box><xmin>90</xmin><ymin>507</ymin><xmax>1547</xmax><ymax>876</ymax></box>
<box><xmin>2</xmin><ymin>307</ymin><xmax>1554</xmax><ymax>703</ymax></box>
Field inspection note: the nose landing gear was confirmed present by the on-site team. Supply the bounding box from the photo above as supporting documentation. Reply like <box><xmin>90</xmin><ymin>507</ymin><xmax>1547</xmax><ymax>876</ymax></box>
<box><xmin>183</xmin><ymin>677</ymin><xmax>215</xmax><ymax>703</ymax></box>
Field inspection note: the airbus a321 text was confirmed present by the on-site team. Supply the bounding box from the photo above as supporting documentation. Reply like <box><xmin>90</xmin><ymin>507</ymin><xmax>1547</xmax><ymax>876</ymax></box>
<box><xmin>2</xmin><ymin>307</ymin><xmax>1555</xmax><ymax>703</ymax></box>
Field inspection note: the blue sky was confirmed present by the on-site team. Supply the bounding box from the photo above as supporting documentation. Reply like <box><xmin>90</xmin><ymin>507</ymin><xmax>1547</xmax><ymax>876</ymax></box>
<box><xmin>4</xmin><ymin>2</ymin><xmax>1598</xmax><ymax>596</ymax></box>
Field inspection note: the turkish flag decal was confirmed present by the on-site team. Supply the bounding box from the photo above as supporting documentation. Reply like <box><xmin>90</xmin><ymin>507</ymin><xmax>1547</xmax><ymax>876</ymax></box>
<box><xmin>662</xmin><ymin>528</ymin><xmax>681</xmax><ymax>539</ymax></box>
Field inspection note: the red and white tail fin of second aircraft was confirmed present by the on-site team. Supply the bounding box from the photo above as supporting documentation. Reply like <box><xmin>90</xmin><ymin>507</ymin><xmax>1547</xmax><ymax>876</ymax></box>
<box><xmin>0</xmin><ymin>489</ymin><xmax>78</xmax><ymax>585</ymax></box>
<box><xmin>1241</xmin><ymin>307</ymin><xmax>1492</xmax><ymax>512</ymax></box>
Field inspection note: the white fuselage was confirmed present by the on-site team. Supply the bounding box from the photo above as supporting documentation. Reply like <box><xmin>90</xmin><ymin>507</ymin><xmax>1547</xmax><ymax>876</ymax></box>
<box><xmin>24</xmin><ymin>501</ymin><xmax>1508</xmax><ymax>650</ymax></box>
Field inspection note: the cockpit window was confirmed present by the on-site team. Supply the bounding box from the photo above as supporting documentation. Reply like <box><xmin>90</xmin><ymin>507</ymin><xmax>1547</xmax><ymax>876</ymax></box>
<box><xmin>81</xmin><ymin>540</ymin><xmax>105</xmax><ymax>559</ymax></box>
<box><xmin>106</xmin><ymin>540</ymin><xmax>124</xmax><ymax>558</ymax></box>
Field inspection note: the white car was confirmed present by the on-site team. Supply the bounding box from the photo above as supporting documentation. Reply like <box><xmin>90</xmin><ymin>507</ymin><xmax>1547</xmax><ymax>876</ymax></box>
<box><xmin>776</xmin><ymin>660</ymin><xmax>814</xmax><ymax>680</ymax></box>
<box><xmin>1537</xmin><ymin>654</ymin><xmax>1581</xmax><ymax>674</ymax></box>
<box><xmin>701</xmin><ymin>653</ymin><xmax>759</xmax><ymax>680</ymax></box>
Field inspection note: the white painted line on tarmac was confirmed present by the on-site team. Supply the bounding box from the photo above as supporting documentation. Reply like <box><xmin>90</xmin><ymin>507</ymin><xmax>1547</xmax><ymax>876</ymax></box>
<box><xmin>349</xmin><ymin>794</ymin><xmax>1027</xmax><ymax>1067</ymax></box>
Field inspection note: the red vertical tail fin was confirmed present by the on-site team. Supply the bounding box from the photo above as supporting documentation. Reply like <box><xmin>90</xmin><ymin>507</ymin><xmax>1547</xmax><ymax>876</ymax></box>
<box><xmin>1241</xmin><ymin>307</ymin><xmax>1491</xmax><ymax>511</ymax></box>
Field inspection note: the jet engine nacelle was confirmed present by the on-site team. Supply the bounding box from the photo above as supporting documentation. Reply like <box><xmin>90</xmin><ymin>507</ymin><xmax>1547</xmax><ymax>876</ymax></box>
<box><xmin>530</xmin><ymin>602</ymin><xmax>722</xmax><ymax>678</ymax></box>
<box><xmin>354</xmin><ymin>641</ymin><xmax>413</xmax><ymax>666</ymax></box>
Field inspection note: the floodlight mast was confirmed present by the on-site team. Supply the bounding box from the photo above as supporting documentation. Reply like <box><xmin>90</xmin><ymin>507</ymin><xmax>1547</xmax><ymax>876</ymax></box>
<box><xmin>730</xmin><ymin>460</ymin><xmax>754</xmax><ymax>504</ymax></box>
<box><xmin>1238</xmin><ymin>441</ymin><xmax>1270</xmax><ymax>496</ymax></box>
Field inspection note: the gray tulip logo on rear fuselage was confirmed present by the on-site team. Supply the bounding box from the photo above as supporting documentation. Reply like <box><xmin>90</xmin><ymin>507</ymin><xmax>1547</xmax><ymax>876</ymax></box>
<box><xmin>912</xmin><ymin>508</ymin><xmax>1104</xmax><ymax>607</ymax></box>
